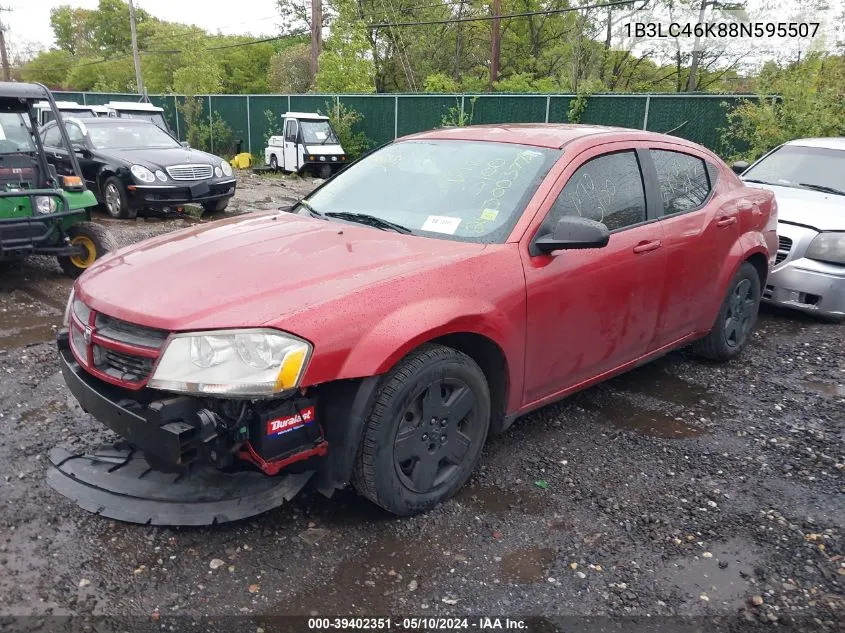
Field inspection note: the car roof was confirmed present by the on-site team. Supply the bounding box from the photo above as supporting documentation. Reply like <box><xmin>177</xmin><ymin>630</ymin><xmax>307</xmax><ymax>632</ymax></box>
<box><xmin>105</xmin><ymin>101</ymin><xmax>163</xmax><ymax>111</ymax></box>
<box><xmin>283</xmin><ymin>111</ymin><xmax>329</xmax><ymax>120</ymax></box>
<box><xmin>35</xmin><ymin>100</ymin><xmax>94</xmax><ymax>110</ymax></box>
<box><xmin>402</xmin><ymin>123</ymin><xmax>692</xmax><ymax>149</ymax></box>
<box><xmin>70</xmin><ymin>117</ymin><xmax>156</xmax><ymax>125</ymax></box>
<box><xmin>0</xmin><ymin>82</ymin><xmax>51</xmax><ymax>99</ymax></box>
<box><xmin>784</xmin><ymin>137</ymin><xmax>845</xmax><ymax>150</ymax></box>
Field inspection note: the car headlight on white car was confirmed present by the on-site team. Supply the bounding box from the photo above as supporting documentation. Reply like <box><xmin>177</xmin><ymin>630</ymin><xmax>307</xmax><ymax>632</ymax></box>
<box><xmin>805</xmin><ymin>232</ymin><xmax>845</xmax><ymax>265</ymax></box>
<box><xmin>34</xmin><ymin>195</ymin><xmax>58</xmax><ymax>215</ymax></box>
<box><xmin>148</xmin><ymin>329</ymin><xmax>312</xmax><ymax>397</ymax></box>
<box><xmin>130</xmin><ymin>165</ymin><xmax>156</xmax><ymax>183</ymax></box>
<box><xmin>221</xmin><ymin>161</ymin><xmax>233</xmax><ymax>177</ymax></box>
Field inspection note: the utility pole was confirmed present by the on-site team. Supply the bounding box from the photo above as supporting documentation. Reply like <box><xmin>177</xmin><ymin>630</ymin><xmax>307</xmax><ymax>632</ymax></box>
<box><xmin>454</xmin><ymin>0</ymin><xmax>464</xmax><ymax>82</ymax></box>
<box><xmin>310</xmin><ymin>0</ymin><xmax>322</xmax><ymax>81</ymax></box>
<box><xmin>128</xmin><ymin>0</ymin><xmax>144</xmax><ymax>95</ymax></box>
<box><xmin>489</xmin><ymin>0</ymin><xmax>501</xmax><ymax>90</ymax></box>
<box><xmin>0</xmin><ymin>6</ymin><xmax>11</xmax><ymax>82</ymax></box>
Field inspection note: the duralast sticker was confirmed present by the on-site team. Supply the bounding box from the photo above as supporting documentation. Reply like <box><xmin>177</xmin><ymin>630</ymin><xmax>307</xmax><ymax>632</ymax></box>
<box><xmin>266</xmin><ymin>406</ymin><xmax>316</xmax><ymax>436</ymax></box>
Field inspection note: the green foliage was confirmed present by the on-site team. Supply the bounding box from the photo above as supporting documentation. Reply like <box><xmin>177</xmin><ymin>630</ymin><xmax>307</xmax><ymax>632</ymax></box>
<box><xmin>319</xmin><ymin>100</ymin><xmax>371</xmax><ymax>159</ymax></box>
<box><xmin>20</xmin><ymin>50</ymin><xmax>75</xmax><ymax>88</ymax></box>
<box><xmin>268</xmin><ymin>43</ymin><xmax>312</xmax><ymax>93</ymax></box>
<box><xmin>315</xmin><ymin>0</ymin><xmax>376</xmax><ymax>93</ymax></box>
<box><xmin>721</xmin><ymin>54</ymin><xmax>845</xmax><ymax>161</ymax></box>
<box><xmin>179</xmin><ymin>97</ymin><xmax>235</xmax><ymax>156</ymax></box>
<box><xmin>264</xmin><ymin>109</ymin><xmax>285</xmax><ymax>144</ymax></box>
<box><xmin>424</xmin><ymin>74</ymin><xmax>459</xmax><ymax>93</ymax></box>
<box><xmin>440</xmin><ymin>96</ymin><xmax>477</xmax><ymax>127</ymax></box>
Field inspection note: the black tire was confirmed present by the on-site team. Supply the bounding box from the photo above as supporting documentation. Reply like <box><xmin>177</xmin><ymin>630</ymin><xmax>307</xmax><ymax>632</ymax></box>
<box><xmin>354</xmin><ymin>344</ymin><xmax>490</xmax><ymax>516</ymax></box>
<box><xmin>269</xmin><ymin>155</ymin><xmax>278</xmax><ymax>170</ymax></box>
<box><xmin>201</xmin><ymin>198</ymin><xmax>229</xmax><ymax>214</ymax></box>
<box><xmin>102</xmin><ymin>176</ymin><xmax>136</xmax><ymax>219</ymax></box>
<box><xmin>57</xmin><ymin>222</ymin><xmax>117</xmax><ymax>278</ymax></box>
<box><xmin>694</xmin><ymin>262</ymin><xmax>761</xmax><ymax>361</ymax></box>
<box><xmin>317</xmin><ymin>164</ymin><xmax>332</xmax><ymax>179</ymax></box>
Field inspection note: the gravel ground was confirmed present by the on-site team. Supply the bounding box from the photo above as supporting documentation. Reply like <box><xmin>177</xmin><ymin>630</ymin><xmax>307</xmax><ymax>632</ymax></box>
<box><xmin>0</xmin><ymin>171</ymin><xmax>842</xmax><ymax>632</ymax></box>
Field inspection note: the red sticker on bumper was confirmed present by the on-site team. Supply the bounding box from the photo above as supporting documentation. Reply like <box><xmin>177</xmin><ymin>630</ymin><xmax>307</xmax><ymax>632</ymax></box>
<box><xmin>266</xmin><ymin>406</ymin><xmax>316</xmax><ymax>437</ymax></box>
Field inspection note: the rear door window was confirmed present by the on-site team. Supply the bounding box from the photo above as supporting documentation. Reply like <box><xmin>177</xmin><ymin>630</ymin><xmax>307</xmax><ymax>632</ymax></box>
<box><xmin>650</xmin><ymin>150</ymin><xmax>711</xmax><ymax>216</ymax></box>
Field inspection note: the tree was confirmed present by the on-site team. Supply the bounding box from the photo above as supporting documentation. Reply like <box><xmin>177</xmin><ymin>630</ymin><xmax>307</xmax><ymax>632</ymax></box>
<box><xmin>20</xmin><ymin>49</ymin><xmax>75</xmax><ymax>87</ymax></box>
<box><xmin>268</xmin><ymin>43</ymin><xmax>312</xmax><ymax>92</ymax></box>
<box><xmin>315</xmin><ymin>0</ymin><xmax>376</xmax><ymax>92</ymax></box>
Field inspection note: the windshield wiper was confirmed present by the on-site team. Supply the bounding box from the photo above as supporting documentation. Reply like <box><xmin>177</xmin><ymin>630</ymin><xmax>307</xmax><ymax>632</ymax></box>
<box><xmin>294</xmin><ymin>199</ymin><xmax>323</xmax><ymax>217</ymax></box>
<box><xmin>742</xmin><ymin>178</ymin><xmax>776</xmax><ymax>185</ymax></box>
<box><xmin>798</xmin><ymin>183</ymin><xmax>845</xmax><ymax>196</ymax></box>
<box><xmin>324</xmin><ymin>211</ymin><xmax>413</xmax><ymax>234</ymax></box>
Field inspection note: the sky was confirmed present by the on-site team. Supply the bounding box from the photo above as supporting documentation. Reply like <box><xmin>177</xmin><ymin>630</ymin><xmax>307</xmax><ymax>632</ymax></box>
<box><xmin>3</xmin><ymin>0</ymin><xmax>283</xmax><ymax>50</ymax></box>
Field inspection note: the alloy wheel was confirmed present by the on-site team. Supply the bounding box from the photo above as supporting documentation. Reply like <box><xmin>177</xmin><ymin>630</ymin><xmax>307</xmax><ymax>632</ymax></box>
<box><xmin>724</xmin><ymin>278</ymin><xmax>755</xmax><ymax>347</ymax></box>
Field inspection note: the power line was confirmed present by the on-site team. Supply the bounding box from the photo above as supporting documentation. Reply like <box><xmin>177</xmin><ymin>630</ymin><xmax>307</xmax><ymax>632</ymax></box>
<box><xmin>366</xmin><ymin>0</ymin><xmax>644</xmax><ymax>29</ymax></box>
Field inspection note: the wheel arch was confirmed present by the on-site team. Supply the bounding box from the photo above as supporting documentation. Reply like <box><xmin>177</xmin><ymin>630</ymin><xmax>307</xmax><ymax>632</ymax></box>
<box><xmin>745</xmin><ymin>250</ymin><xmax>769</xmax><ymax>290</ymax></box>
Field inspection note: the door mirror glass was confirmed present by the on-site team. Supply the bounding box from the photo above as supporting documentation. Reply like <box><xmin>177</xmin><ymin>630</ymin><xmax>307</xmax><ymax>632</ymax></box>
<box><xmin>731</xmin><ymin>160</ymin><xmax>749</xmax><ymax>175</ymax></box>
<box><xmin>180</xmin><ymin>140</ymin><xmax>190</xmax><ymax>148</ymax></box>
<box><xmin>534</xmin><ymin>216</ymin><xmax>609</xmax><ymax>254</ymax></box>
<box><xmin>72</xmin><ymin>143</ymin><xmax>89</xmax><ymax>157</ymax></box>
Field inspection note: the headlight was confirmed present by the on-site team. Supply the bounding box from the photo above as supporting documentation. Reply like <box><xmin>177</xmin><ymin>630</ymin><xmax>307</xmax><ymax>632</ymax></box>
<box><xmin>148</xmin><ymin>329</ymin><xmax>312</xmax><ymax>397</ymax></box>
<box><xmin>130</xmin><ymin>165</ymin><xmax>155</xmax><ymax>183</ymax></box>
<box><xmin>63</xmin><ymin>288</ymin><xmax>75</xmax><ymax>326</ymax></box>
<box><xmin>221</xmin><ymin>161</ymin><xmax>233</xmax><ymax>177</ymax></box>
<box><xmin>155</xmin><ymin>170</ymin><xmax>167</xmax><ymax>182</ymax></box>
<box><xmin>805</xmin><ymin>232</ymin><xmax>845</xmax><ymax>265</ymax></box>
<box><xmin>35</xmin><ymin>195</ymin><xmax>58</xmax><ymax>215</ymax></box>
<box><xmin>214</xmin><ymin>166</ymin><xmax>223</xmax><ymax>178</ymax></box>
<box><xmin>319</xmin><ymin>156</ymin><xmax>326</xmax><ymax>162</ymax></box>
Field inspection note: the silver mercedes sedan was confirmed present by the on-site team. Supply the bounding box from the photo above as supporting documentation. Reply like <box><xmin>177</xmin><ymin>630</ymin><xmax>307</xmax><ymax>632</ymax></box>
<box><xmin>733</xmin><ymin>138</ymin><xmax>844</xmax><ymax>320</ymax></box>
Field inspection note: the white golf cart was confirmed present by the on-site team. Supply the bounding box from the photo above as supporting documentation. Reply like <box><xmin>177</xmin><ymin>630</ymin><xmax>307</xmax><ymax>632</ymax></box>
<box><xmin>264</xmin><ymin>112</ymin><xmax>347</xmax><ymax>179</ymax></box>
<box><xmin>104</xmin><ymin>101</ymin><xmax>170</xmax><ymax>133</ymax></box>
<box><xmin>34</xmin><ymin>101</ymin><xmax>99</xmax><ymax>127</ymax></box>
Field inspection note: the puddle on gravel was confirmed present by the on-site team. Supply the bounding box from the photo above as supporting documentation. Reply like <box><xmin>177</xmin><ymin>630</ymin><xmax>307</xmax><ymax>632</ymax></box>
<box><xmin>802</xmin><ymin>380</ymin><xmax>845</xmax><ymax>398</ymax></box>
<box><xmin>608</xmin><ymin>362</ymin><xmax>723</xmax><ymax>414</ymax></box>
<box><xmin>500</xmin><ymin>546</ymin><xmax>555</xmax><ymax>584</ymax></box>
<box><xmin>582</xmin><ymin>393</ymin><xmax>706</xmax><ymax>439</ymax></box>
<box><xmin>0</xmin><ymin>291</ymin><xmax>61</xmax><ymax>348</ymax></box>
<box><xmin>455</xmin><ymin>484</ymin><xmax>545</xmax><ymax>516</ymax></box>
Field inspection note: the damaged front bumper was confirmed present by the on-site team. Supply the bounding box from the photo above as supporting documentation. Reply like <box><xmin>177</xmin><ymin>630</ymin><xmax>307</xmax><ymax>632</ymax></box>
<box><xmin>51</xmin><ymin>329</ymin><xmax>329</xmax><ymax>524</ymax></box>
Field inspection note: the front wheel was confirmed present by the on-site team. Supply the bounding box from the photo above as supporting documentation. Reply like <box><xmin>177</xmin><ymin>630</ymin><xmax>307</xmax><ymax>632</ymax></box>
<box><xmin>269</xmin><ymin>155</ymin><xmax>278</xmax><ymax>170</ymax></box>
<box><xmin>201</xmin><ymin>198</ymin><xmax>229</xmax><ymax>214</ymax></box>
<box><xmin>102</xmin><ymin>176</ymin><xmax>136</xmax><ymax>219</ymax></box>
<box><xmin>694</xmin><ymin>262</ymin><xmax>761</xmax><ymax>361</ymax></box>
<box><xmin>58</xmin><ymin>222</ymin><xmax>117</xmax><ymax>278</ymax></box>
<box><xmin>354</xmin><ymin>344</ymin><xmax>490</xmax><ymax>516</ymax></box>
<box><xmin>317</xmin><ymin>164</ymin><xmax>332</xmax><ymax>179</ymax></box>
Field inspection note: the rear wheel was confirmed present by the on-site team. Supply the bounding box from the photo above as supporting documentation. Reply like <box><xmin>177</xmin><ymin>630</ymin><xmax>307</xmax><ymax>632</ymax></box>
<box><xmin>58</xmin><ymin>222</ymin><xmax>116</xmax><ymax>278</ymax></box>
<box><xmin>354</xmin><ymin>344</ymin><xmax>490</xmax><ymax>516</ymax></box>
<box><xmin>694</xmin><ymin>262</ymin><xmax>761</xmax><ymax>361</ymax></box>
<box><xmin>102</xmin><ymin>176</ymin><xmax>136</xmax><ymax>219</ymax></box>
<box><xmin>201</xmin><ymin>198</ymin><xmax>229</xmax><ymax>215</ymax></box>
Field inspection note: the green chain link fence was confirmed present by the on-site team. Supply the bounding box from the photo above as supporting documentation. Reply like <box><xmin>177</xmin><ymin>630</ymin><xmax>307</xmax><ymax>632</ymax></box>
<box><xmin>55</xmin><ymin>91</ymin><xmax>756</xmax><ymax>158</ymax></box>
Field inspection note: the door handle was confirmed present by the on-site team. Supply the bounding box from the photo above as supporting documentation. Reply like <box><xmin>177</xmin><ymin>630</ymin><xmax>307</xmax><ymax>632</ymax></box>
<box><xmin>633</xmin><ymin>240</ymin><xmax>662</xmax><ymax>254</ymax></box>
<box><xmin>716</xmin><ymin>216</ymin><xmax>737</xmax><ymax>227</ymax></box>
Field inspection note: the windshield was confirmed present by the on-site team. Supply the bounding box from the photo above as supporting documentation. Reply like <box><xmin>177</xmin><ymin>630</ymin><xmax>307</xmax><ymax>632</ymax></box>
<box><xmin>744</xmin><ymin>145</ymin><xmax>845</xmax><ymax>195</ymax></box>
<box><xmin>300</xmin><ymin>120</ymin><xmax>338</xmax><ymax>145</ymax></box>
<box><xmin>87</xmin><ymin>122</ymin><xmax>179</xmax><ymax>149</ymax></box>
<box><xmin>301</xmin><ymin>140</ymin><xmax>560</xmax><ymax>243</ymax></box>
<box><xmin>0</xmin><ymin>112</ymin><xmax>36</xmax><ymax>154</ymax></box>
<box><xmin>118</xmin><ymin>111</ymin><xmax>168</xmax><ymax>129</ymax></box>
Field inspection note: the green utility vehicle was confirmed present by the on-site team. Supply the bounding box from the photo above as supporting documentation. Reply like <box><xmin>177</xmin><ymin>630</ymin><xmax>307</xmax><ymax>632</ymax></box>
<box><xmin>0</xmin><ymin>82</ymin><xmax>113</xmax><ymax>278</ymax></box>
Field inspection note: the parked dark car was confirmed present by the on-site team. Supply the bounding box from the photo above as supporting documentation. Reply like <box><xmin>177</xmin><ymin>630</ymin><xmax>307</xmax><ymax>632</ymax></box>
<box><xmin>40</xmin><ymin>118</ymin><xmax>236</xmax><ymax>218</ymax></box>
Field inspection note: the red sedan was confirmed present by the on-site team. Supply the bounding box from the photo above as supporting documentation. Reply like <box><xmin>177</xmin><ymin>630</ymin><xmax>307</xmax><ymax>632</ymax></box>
<box><xmin>54</xmin><ymin>124</ymin><xmax>777</xmax><ymax>524</ymax></box>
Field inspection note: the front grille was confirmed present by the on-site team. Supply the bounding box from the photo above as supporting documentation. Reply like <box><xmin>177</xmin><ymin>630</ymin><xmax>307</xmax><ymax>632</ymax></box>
<box><xmin>166</xmin><ymin>164</ymin><xmax>213</xmax><ymax>181</ymax></box>
<box><xmin>775</xmin><ymin>236</ymin><xmax>793</xmax><ymax>265</ymax></box>
<box><xmin>94</xmin><ymin>346</ymin><xmax>155</xmax><ymax>383</ymax></box>
<box><xmin>94</xmin><ymin>312</ymin><xmax>167</xmax><ymax>350</ymax></box>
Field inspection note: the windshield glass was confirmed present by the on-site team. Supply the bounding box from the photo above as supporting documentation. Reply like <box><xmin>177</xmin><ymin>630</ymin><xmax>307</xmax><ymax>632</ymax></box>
<box><xmin>0</xmin><ymin>112</ymin><xmax>36</xmax><ymax>154</ymax></box>
<box><xmin>118</xmin><ymin>111</ymin><xmax>167</xmax><ymax>128</ymax></box>
<box><xmin>301</xmin><ymin>140</ymin><xmax>560</xmax><ymax>243</ymax></box>
<box><xmin>300</xmin><ymin>120</ymin><xmax>338</xmax><ymax>145</ymax></box>
<box><xmin>88</xmin><ymin>122</ymin><xmax>179</xmax><ymax>149</ymax></box>
<box><xmin>62</xmin><ymin>109</ymin><xmax>97</xmax><ymax>119</ymax></box>
<box><xmin>744</xmin><ymin>144</ymin><xmax>845</xmax><ymax>194</ymax></box>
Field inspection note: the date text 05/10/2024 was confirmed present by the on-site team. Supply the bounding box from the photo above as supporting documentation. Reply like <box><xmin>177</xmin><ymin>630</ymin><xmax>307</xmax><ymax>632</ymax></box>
<box><xmin>307</xmin><ymin>617</ymin><xmax>528</xmax><ymax>630</ymax></box>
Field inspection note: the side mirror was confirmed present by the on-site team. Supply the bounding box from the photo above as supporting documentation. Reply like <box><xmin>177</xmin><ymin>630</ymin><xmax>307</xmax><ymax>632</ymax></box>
<box><xmin>180</xmin><ymin>141</ymin><xmax>190</xmax><ymax>148</ymax></box>
<box><xmin>533</xmin><ymin>216</ymin><xmax>610</xmax><ymax>255</ymax></box>
<box><xmin>72</xmin><ymin>145</ymin><xmax>90</xmax><ymax>158</ymax></box>
<box><xmin>731</xmin><ymin>160</ymin><xmax>750</xmax><ymax>175</ymax></box>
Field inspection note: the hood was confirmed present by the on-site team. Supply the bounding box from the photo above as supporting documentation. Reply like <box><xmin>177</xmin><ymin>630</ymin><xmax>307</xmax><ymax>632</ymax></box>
<box><xmin>305</xmin><ymin>144</ymin><xmax>344</xmax><ymax>155</ymax></box>
<box><xmin>76</xmin><ymin>212</ymin><xmax>486</xmax><ymax>331</ymax></box>
<box><xmin>745</xmin><ymin>182</ymin><xmax>845</xmax><ymax>231</ymax></box>
<box><xmin>96</xmin><ymin>147</ymin><xmax>223</xmax><ymax>169</ymax></box>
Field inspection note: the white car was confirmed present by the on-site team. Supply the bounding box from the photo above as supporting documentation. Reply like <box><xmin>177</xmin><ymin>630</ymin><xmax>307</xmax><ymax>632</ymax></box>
<box><xmin>33</xmin><ymin>101</ymin><xmax>98</xmax><ymax>127</ymax></box>
<box><xmin>264</xmin><ymin>112</ymin><xmax>347</xmax><ymax>178</ymax></box>
<box><xmin>735</xmin><ymin>138</ymin><xmax>845</xmax><ymax>320</ymax></box>
<box><xmin>104</xmin><ymin>101</ymin><xmax>170</xmax><ymax>133</ymax></box>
